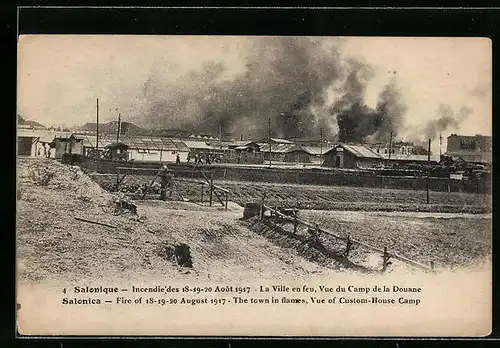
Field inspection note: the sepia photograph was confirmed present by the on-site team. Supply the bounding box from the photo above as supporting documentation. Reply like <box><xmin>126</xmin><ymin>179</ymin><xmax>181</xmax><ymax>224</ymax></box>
<box><xmin>16</xmin><ymin>35</ymin><xmax>492</xmax><ymax>337</ymax></box>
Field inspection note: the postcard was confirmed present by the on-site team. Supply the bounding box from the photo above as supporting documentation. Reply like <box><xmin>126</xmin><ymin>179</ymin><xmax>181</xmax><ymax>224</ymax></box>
<box><xmin>16</xmin><ymin>35</ymin><xmax>492</xmax><ymax>337</ymax></box>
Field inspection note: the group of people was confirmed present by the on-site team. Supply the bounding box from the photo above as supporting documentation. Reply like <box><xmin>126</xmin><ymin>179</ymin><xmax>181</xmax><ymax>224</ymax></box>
<box><xmin>186</xmin><ymin>152</ymin><xmax>222</xmax><ymax>165</ymax></box>
<box><xmin>36</xmin><ymin>144</ymin><xmax>52</xmax><ymax>158</ymax></box>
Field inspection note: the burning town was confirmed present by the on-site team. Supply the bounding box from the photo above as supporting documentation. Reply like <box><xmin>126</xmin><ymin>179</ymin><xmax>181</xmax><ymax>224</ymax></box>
<box><xmin>17</xmin><ymin>36</ymin><xmax>491</xmax><ymax>285</ymax></box>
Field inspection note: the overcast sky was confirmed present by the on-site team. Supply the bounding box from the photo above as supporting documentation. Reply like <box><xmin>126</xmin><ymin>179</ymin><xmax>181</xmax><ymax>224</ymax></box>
<box><xmin>18</xmin><ymin>35</ymin><xmax>491</xmax><ymax>145</ymax></box>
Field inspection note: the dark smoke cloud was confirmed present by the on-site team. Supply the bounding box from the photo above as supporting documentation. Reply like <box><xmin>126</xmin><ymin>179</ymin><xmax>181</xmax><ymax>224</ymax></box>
<box><xmin>422</xmin><ymin>104</ymin><xmax>472</xmax><ymax>140</ymax></box>
<box><xmin>331</xmin><ymin>58</ymin><xmax>407</xmax><ymax>143</ymax></box>
<box><xmin>141</xmin><ymin>37</ymin><xmax>344</xmax><ymax>139</ymax></box>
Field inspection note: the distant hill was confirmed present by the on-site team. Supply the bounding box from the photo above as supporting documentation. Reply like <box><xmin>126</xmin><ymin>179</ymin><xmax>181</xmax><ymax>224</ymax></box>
<box><xmin>79</xmin><ymin>121</ymin><xmax>148</xmax><ymax>135</ymax></box>
<box><xmin>77</xmin><ymin>121</ymin><xmax>213</xmax><ymax>139</ymax></box>
<box><xmin>18</xmin><ymin>115</ymin><xmax>46</xmax><ymax>129</ymax></box>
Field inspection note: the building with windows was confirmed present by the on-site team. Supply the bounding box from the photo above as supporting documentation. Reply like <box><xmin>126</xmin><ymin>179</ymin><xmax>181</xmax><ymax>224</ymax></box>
<box><xmin>445</xmin><ymin>134</ymin><xmax>492</xmax><ymax>164</ymax></box>
<box><xmin>370</xmin><ymin>141</ymin><xmax>415</xmax><ymax>156</ymax></box>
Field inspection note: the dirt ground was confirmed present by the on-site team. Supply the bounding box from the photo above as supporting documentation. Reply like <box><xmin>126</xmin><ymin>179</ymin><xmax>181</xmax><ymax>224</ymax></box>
<box><xmin>92</xmin><ymin>174</ymin><xmax>491</xmax><ymax>213</ymax></box>
<box><xmin>17</xmin><ymin>158</ymin><xmax>492</xmax><ymax>285</ymax></box>
<box><xmin>215</xmin><ymin>180</ymin><xmax>491</xmax><ymax>213</ymax></box>
<box><xmin>297</xmin><ymin>210</ymin><xmax>491</xmax><ymax>270</ymax></box>
<box><xmin>17</xmin><ymin>158</ymin><xmax>333</xmax><ymax>284</ymax></box>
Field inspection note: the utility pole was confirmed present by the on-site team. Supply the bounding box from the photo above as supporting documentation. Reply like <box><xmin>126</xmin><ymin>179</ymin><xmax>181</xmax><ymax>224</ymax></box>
<box><xmin>116</xmin><ymin>113</ymin><xmax>121</xmax><ymax>143</ymax></box>
<box><xmin>268</xmin><ymin>117</ymin><xmax>272</xmax><ymax>167</ymax></box>
<box><xmin>439</xmin><ymin>133</ymin><xmax>442</xmax><ymax>158</ymax></box>
<box><xmin>219</xmin><ymin>124</ymin><xmax>223</xmax><ymax>150</ymax></box>
<box><xmin>320</xmin><ymin>128</ymin><xmax>323</xmax><ymax>158</ymax></box>
<box><xmin>96</xmin><ymin>98</ymin><xmax>100</xmax><ymax>173</ymax></box>
<box><xmin>388</xmin><ymin>131</ymin><xmax>393</xmax><ymax>159</ymax></box>
<box><xmin>426</xmin><ymin>138</ymin><xmax>431</xmax><ymax>204</ymax></box>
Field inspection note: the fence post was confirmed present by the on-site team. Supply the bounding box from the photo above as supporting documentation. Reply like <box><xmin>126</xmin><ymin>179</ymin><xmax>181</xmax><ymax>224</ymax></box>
<box><xmin>159</xmin><ymin>170</ymin><xmax>166</xmax><ymax>201</ymax></box>
<box><xmin>344</xmin><ymin>234</ymin><xmax>352</xmax><ymax>258</ymax></box>
<box><xmin>260</xmin><ymin>195</ymin><xmax>265</xmax><ymax>220</ymax></box>
<box><xmin>209</xmin><ymin>171</ymin><xmax>214</xmax><ymax>207</ymax></box>
<box><xmin>293</xmin><ymin>212</ymin><xmax>298</xmax><ymax>234</ymax></box>
<box><xmin>225</xmin><ymin>192</ymin><xmax>228</xmax><ymax>211</ymax></box>
<box><xmin>200</xmin><ymin>183</ymin><xmax>204</xmax><ymax>203</ymax></box>
<box><xmin>314</xmin><ymin>224</ymin><xmax>320</xmax><ymax>244</ymax></box>
<box><xmin>382</xmin><ymin>246</ymin><xmax>392</xmax><ymax>273</ymax></box>
<box><xmin>116</xmin><ymin>168</ymin><xmax>120</xmax><ymax>192</ymax></box>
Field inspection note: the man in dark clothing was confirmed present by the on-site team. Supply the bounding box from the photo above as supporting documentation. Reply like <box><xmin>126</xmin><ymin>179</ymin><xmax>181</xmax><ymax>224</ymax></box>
<box><xmin>176</xmin><ymin>154</ymin><xmax>180</xmax><ymax>164</ymax></box>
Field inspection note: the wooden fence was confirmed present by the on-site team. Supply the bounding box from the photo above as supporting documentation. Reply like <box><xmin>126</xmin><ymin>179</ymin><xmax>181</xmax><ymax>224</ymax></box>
<box><xmin>115</xmin><ymin>167</ymin><xmax>230</xmax><ymax>210</ymax></box>
<box><xmin>254</xmin><ymin>199</ymin><xmax>434</xmax><ymax>273</ymax></box>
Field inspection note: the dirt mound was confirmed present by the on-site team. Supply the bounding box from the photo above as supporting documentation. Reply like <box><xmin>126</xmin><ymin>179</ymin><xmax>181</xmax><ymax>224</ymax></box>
<box><xmin>18</xmin><ymin>158</ymin><xmax>137</xmax><ymax>215</ymax></box>
<box><xmin>20</xmin><ymin>159</ymin><xmax>107</xmax><ymax>200</ymax></box>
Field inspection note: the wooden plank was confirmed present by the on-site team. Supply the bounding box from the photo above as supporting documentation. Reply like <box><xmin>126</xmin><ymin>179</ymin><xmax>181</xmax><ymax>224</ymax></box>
<box><xmin>74</xmin><ymin>217</ymin><xmax>117</xmax><ymax>229</ymax></box>
<box><xmin>173</xmin><ymin>178</ymin><xmax>206</xmax><ymax>185</ymax></box>
<box><xmin>212</xmin><ymin>184</ymin><xmax>229</xmax><ymax>193</ymax></box>
<box><xmin>116</xmin><ymin>167</ymin><xmax>163</xmax><ymax>171</ymax></box>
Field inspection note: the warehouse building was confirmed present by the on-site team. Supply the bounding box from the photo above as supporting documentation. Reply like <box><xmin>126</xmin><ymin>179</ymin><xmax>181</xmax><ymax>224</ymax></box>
<box><xmin>322</xmin><ymin>144</ymin><xmax>384</xmax><ymax>169</ymax></box>
<box><xmin>18</xmin><ymin>129</ymin><xmax>70</xmax><ymax>157</ymax></box>
<box><xmin>59</xmin><ymin>134</ymin><xmax>190</xmax><ymax>162</ymax></box>
<box><xmin>302</xmin><ymin>146</ymin><xmax>334</xmax><ymax>165</ymax></box>
<box><xmin>258</xmin><ymin>142</ymin><xmax>297</xmax><ymax>162</ymax></box>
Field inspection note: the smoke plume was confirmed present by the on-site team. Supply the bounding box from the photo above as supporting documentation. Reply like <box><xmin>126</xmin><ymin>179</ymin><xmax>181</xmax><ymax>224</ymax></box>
<box><xmin>331</xmin><ymin>58</ymin><xmax>407</xmax><ymax>143</ymax></box>
<box><xmin>421</xmin><ymin>104</ymin><xmax>472</xmax><ymax>140</ymax></box>
<box><xmin>141</xmin><ymin>37</ymin><xmax>345</xmax><ymax>140</ymax></box>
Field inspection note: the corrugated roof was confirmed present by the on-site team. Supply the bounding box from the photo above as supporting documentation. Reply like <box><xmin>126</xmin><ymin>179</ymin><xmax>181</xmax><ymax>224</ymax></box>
<box><xmin>17</xmin><ymin>129</ymin><xmax>72</xmax><ymax>142</ymax></box>
<box><xmin>73</xmin><ymin>134</ymin><xmax>189</xmax><ymax>152</ymax></box>
<box><xmin>207</xmin><ymin>141</ymin><xmax>230</xmax><ymax>150</ymax></box>
<box><xmin>228</xmin><ymin>140</ymin><xmax>255</xmax><ymax>147</ymax></box>
<box><xmin>341</xmin><ymin>144</ymin><xmax>383</xmax><ymax>159</ymax></box>
<box><xmin>269</xmin><ymin>138</ymin><xmax>294</xmax><ymax>144</ymax></box>
<box><xmin>302</xmin><ymin>146</ymin><xmax>334</xmax><ymax>155</ymax></box>
<box><xmin>258</xmin><ymin>143</ymin><xmax>300</xmax><ymax>153</ymax></box>
<box><xmin>183</xmin><ymin>140</ymin><xmax>212</xmax><ymax>150</ymax></box>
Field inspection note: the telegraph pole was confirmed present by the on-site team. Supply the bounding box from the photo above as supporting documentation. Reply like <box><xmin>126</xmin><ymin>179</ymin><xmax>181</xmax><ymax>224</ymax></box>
<box><xmin>426</xmin><ymin>138</ymin><xmax>431</xmax><ymax>204</ymax></box>
<box><xmin>439</xmin><ymin>133</ymin><xmax>442</xmax><ymax>158</ymax></box>
<box><xmin>116</xmin><ymin>113</ymin><xmax>121</xmax><ymax>143</ymax></box>
<box><xmin>388</xmin><ymin>131</ymin><xmax>393</xmax><ymax>160</ymax></box>
<box><xmin>320</xmin><ymin>128</ymin><xmax>323</xmax><ymax>158</ymax></box>
<box><xmin>219</xmin><ymin>124</ymin><xmax>223</xmax><ymax>150</ymax></box>
<box><xmin>268</xmin><ymin>117</ymin><xmax>272</xmax><ymax>167</ymax></box>
<box><xmin>96</xmin><ymin>98</ymin><xmax>100</xmax><ymax>173</ymax></box>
